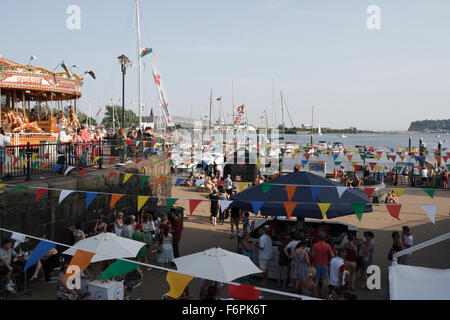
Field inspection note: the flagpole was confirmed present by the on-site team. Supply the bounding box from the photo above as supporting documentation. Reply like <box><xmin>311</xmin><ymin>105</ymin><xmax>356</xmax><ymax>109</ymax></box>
<box><xmin>232</xmin><ymin>80</ymin><xmax>235</xmax><ymax>126</ymax></box>
<box><xmin>136</xmin><ymin>0</ymin><xmax>143</xmax><ymax>130</ymax></box>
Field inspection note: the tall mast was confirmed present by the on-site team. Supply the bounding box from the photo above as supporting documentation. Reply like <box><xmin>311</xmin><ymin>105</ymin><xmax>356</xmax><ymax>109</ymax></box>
<box><xmin>112</xmin><ymin>97</ymin><xmax>115</xmax><ymax>131</ymax></box>
<box><xmin>311</xmin><ymin>105</ymin><xmax>314</xmax><ymax>145</ymax></box>
<box><xmin>209</xmin><ymin>89</ymin><xmax>213</xmax><ymax>129</ymax></box>
<box><xmin>272</xmin><ymin>79</ymin><xmax>275</xmax><ymax>130</ymax></box>
<box><xmin>232</xmin><ymin>80</ymin><xmax>235</xmax><ymax>126</ymax></box>
<box><xmin>281</xmin><ymin>91</ymin><xmax>285</xmax><ymax>136</ymax></box>
<box><xmin>136</xmin><ymin>0</ymin><xmax>143</xmax><ymax>130</ymax></box>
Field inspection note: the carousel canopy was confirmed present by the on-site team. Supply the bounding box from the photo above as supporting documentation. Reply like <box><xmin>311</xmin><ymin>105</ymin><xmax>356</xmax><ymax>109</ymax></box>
<box><xmin>0</xmin><ymin>57</ymin><xmax>83</xmax><ymax>101</ymax></box>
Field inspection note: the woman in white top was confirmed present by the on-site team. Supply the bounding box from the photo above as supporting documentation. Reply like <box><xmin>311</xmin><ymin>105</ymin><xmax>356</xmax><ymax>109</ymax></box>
<box><xmin>114</xmin><ymin>212</ymin><xmax>124</xmax><ymax>236</ymax></box>
<box><xmin>120</xmin><ymin>216</ymin><xmax>134</xmax><ymax>239</ymax></box>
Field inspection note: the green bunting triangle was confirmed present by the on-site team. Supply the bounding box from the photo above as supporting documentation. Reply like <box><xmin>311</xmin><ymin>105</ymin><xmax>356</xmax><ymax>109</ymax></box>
<box><xmin>12</xmin><ymin>186</ymin><xmax>29</xmax><ymax>193</ymax></box>
<box><xmin>334</xmin><ymin>161</ymin><xmax>342</xmax><ymax>166</ymax></box>
<box><xmin>98</xmin><ymin>260</ymin><xmax>140</xmax><ymax>280</ymax></box>
<box><xmin>351</xmin><ymin>203</ymin><xmax>366</xmax><ymax>221</ymax></box>
<box><xmin>18</xmin><ymin>151</ymin><xmax>25</xmax><ymax>158</ymax></box>
<box><xmin>166</xmin><ymin>198</ymin><xmax>178</xmax><ymax>211</ymax></box>
<box><xmin>32</xmin><ymin>161</ymin><xmax>40</xmax><ymax>169</ymax></box>
<box><xmin>140</xmin><ymin>175</ymin><xmax>150</xmax><ymax>187</ymax></box>
<box><xmin>262</xmin><ymin>184</ymin><xmax>273</xmax><ymax>194</ymax></box>
<box><xmin>424</xmin><ymin>189</ymin><xmax>436</xmax><ymax>199</ymax></box>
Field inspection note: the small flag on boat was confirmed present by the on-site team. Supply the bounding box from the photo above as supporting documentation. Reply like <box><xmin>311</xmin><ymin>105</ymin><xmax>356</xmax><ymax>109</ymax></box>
<box><xmin>141</xmin><ymin>48</ymin><xmax>152</xmax><ymax>57</ymax></box>
<box><xmin>217</xmin><ymin>97</ymin><xmax>222</xmax><ymax>102</ymax></box>
<box><xmin>86</xmin><ymin>71</ymin><xmax>96</xmax><ymax>79</ymax></box>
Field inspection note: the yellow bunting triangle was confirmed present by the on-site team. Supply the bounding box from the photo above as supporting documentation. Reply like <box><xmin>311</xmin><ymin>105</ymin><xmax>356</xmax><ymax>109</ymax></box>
<box><xmin>31</xmin><ymin>153</ymin><xmax>39</xmax><ymax>161</ymax></box>
<box><xmin>0</xmin><ymin>184</ymin><xmax>6</xmax><ymax>189</ymax></box>
<box><xmin>21</xmin><ymin>159</ymin><xmax>28</xmax><ymax>169</ymax></box>
<box><xmin>137</xmin><ymin>196</ymin><xmax>150</xmax><ymax>212</ymax></box>
<box><xmin>375</xmin><ymin>166</ymin><xmax>382</xmax><ymax>172</ymax></box>
<box><xmin>257</xmin><ymin>163</ymin><xmax>262</xmax><ymax>168</ymax></box>
<box><xmin>166</xmin><ymin>271</ymin><xmax>194</xmax><ymax>299</ymax></box>
<box><xmin>318</xmin><ymin>203</ymin><xmax>331</xmax><ymax>218</ymax></box>
<box><xmin>152</xmin><ymin>159</ymin><xmax>159</xmax><ymax>164</ymax></box>
<box><xmin>238</xmin><ymin>182</ymin><xmax>248</xmax><ymax>192</ymax></box>
<box><xmin>94</xmin><ymin>156</ymin><xmax>101</xmax><ymax>163</ymax></box>
<box><xmin>374</xmin><ymin>154</ymin><xmax>381</xmax><ymax>160</ymax></box>
<box><xmin>291</xmin><ymin>153</ymin><xmax>296</xmax><ymax>159</ymax></box>
<box><xmin>123</xmin><ymin>173</ymin><xmax>133</xmax><ymax>184</ymax></box>
<box><xmin>393</xmin><ymin>189</ymin><xmax>405</xmax><ymax>198</ymax></box>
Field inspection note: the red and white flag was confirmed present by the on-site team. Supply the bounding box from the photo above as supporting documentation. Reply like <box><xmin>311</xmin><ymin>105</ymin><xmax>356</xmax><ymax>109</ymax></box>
<box><xmin>217</xmin><ymin>97</ymin><xmax>222</xmax><ymax>102</ymax></box>
<box><xmin>96</xmin><ymin>107</ymin><xmax>102</xmax><ymax>117</ymax></box>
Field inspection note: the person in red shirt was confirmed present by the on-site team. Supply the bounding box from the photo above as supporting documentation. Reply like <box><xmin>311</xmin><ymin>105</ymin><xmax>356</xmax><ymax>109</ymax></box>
<box><xmin>170</xmin><ymin>213</ymin><xmax>182</xmax><ymax>258</ymax></box>
<box><xmin>311</xmin><ymin>232</ymin><xmax>335</xmax><ymax>299</ymax></box>
<box><xmin>312</xmin><ymin>224</ymin><xmax>330</xmax><ymax>243</ymax></box>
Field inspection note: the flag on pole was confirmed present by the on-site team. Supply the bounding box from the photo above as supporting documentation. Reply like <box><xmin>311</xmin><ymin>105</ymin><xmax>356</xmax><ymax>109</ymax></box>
<box><xmin>217</xmin><ymin>97</ymin><xmax>222</xmax><ymax>102</ymax></box>
<box><xmin>141</xmin><ymin>48</ymin><xmax>153</xmax><ymax>57</ymax></box>
<box><xmin>60</xmin><ymin>61</ymin><xmax>72</xmax><ymax>78</ymax></box>
<box><xmin>96</xmin><ymin>106</ymin><xmax>102</xmax><ymax>117</ymax></box>
<box><xmin>87</xmin><ymin>71</ymin><xmax>96</xmax><ymax>80</ymax></box>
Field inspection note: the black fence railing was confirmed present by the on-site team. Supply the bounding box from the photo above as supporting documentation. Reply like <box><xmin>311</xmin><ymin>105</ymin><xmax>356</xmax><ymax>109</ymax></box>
<box><xmin>1</xmin><ymin>137</ymin><xmax>167</xmax><ymax>180</ymax></box>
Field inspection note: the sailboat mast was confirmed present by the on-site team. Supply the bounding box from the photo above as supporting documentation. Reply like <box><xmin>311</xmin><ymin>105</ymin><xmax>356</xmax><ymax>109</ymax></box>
<box><xmin>232</xmin><ymin>80</ymin><xmax>235</xmax><ymax>126</ymax></box>
<box><xmin>311</xmin><ymin>105</ymin><xmax>314</xmax><ymax>145</ymax></box>
<box><xmin>281</xmin><ymin>91</ymin><xmax>285</xmax><ymax>136</ymax></box>
<box><xmin>136</xmin><ymin>0</ymin><xmax>143</xmax><ymax>130</ymax></box>
<box><xmin>209</xmin><ymin>89</ymin><xmax>213</xmax><ymax>129</ymax></box>
<box><xmin>272</xmin><ymin>79</ymin><xmax>275</xmax><ymax>130</ymax></box>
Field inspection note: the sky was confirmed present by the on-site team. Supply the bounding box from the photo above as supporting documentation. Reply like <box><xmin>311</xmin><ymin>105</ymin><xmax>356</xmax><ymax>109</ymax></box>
<box><xmin>1</xmin><ymin>0</ymin><xmax>449</xmax><ymax>131</ymax></box>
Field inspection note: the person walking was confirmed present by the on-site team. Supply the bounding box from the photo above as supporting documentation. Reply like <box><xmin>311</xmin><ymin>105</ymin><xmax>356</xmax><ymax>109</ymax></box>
<box><xmin>329</xmin><ymin>249</ymin><xmax>347</xmax><ymax>290</ymax></box>
<box><xmin>311</xmin><ymin>232</ymin><xmax>334</xmax><ymax>298</ymax></box>
<box><xmin>256</xmin><ymin>226</ymin><xmax>273</xmax><ymax>285</ymax></box>
<box><xmin>209</xmin><ymin>189</ymin><xmax>220</xmax><ymax>226</ymax></box>
<box><xmin>291</xmin><ymin>241</ymin><xmax>311</xmax><ymax>291</ymax></box>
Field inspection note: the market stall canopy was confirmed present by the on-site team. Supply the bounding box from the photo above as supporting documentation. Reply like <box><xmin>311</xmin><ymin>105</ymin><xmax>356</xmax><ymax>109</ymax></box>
<box><xmin>389</xmin><ymin>264</ymin><xmax>450</xmax><ymax>300</ymax></box>
<box><xmin>173</xmin><ymin>247</ymin><xmax>262</xmax><ymax>283</ymax></box>
<box><xmin>231</xmin><ymin>171</ymin><xmax>372</xmax><ymax>219</ymax></box>
<box><xmin>63</xmin><ymin>233</ymin><xmax>145</xmax><ymax>263</ymax></box>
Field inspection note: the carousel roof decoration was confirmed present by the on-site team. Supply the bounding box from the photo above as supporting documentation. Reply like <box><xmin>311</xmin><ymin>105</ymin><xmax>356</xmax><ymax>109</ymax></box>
<box><xmin>0</xmin><ymin>57</ymin><xmax>84</xmax><ymax>101</ymax></box>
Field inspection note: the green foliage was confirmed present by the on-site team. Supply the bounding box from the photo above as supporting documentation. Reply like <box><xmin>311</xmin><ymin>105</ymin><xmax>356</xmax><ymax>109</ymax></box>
<box><xmin>408</xmin><ymin>119</ymin><xmax>450</xmax><ymax>132</ymax></box>
<box><xmin>101</xmin><ymin>105</ymin><xmax>138</xmax><ymax>129</ymax></box>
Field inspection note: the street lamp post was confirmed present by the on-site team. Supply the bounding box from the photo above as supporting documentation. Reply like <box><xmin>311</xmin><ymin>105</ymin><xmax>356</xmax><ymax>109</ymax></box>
<box><xmin>117</xmin><ymin>55</ymin><xmax>131</xmax><ymax>129</ymax></box>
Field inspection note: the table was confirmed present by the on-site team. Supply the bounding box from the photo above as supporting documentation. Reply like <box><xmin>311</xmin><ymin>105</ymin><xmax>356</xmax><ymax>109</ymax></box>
<box><xmin>88</xmin><ymin>280</ymin><xmax>124</xmax><ymax>300</ymax></box>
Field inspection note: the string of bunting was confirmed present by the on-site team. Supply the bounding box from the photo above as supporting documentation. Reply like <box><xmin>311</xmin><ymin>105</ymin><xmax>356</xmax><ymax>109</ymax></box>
<box><xmin>0</xmin><ymin>226</ymin><xmax>317</xmax><ymax>301</ymax></box>
<box><xmin>0</xmin><ymin>183</ymin><xmax>444</xmax><ymax>224</ymax></box>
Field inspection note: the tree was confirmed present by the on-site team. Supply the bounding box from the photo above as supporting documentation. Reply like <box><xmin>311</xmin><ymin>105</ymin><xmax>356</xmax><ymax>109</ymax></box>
<box><xmin>77</xmin><ymin>112</ymin><xmax>97</xmax><ymax>126</ymax></box>
<box><xmin>101</xmin><ymin>105</ymin><xmax>139</xmax><ymax>129</ymax></box>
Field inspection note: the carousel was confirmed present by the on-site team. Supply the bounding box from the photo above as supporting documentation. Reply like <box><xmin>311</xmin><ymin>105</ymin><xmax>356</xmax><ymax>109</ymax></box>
<box><xmin>0</xmin><ymin>57</ymin><xmax>83</xmax><ymax>144</ymax></box>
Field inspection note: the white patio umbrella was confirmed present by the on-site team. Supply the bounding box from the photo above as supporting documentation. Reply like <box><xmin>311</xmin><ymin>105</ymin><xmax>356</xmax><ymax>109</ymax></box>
<box><xmin>63</xmin><ymin>233</ymin><xmax>145</xmax><ymax>263</ymax></box>
<box><xmin>173</xmin><ymin>247</ymin><xmax>262</xmax><ymax>283</ymax></box>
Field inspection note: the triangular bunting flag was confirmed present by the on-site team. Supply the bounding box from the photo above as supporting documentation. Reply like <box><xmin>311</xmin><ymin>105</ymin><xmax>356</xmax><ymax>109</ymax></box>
<box><xmin>136</xmin><ymin>159</ymin><xmax>143</xmax><ymax>164</ymax></box>
<box><xmin>220</xmin><ymin>200</ymin><xmax>233</xmax><ymax>213</ymax></box>
<box><xmin>35</xmin><ymin>188</ymin><xmax>49</xmax><ymax>202</ymax></box>
<box><xmin>166</xmin><ymin>271</ymin><xmax>194</xmax><ymax>299</ymax></box>
<box><xmin>137</xmin><ymin>196</ymin><xmax>150</xmax><ymax>212</ymax></box>
<box><xmin>386</xmin><ymin>204</ymin><xmax>402</xmax><ymax>220</ymax></box>
<box><xmin>393</xmin><ymin>189</ymin><xmax>405</xmax><ymax>198</ymax></box>
<box><xmin>0</xmin><ymin>184</ymin><xmax>6</xmax><ymax>189</ymax></box>
<box><xmin>310</xmin><ymin>186</ymin><xmax>320</xmax><ymax>201</ymax></box>
<box><xmin>86</xmin><ymin>192</ymin><xmax>99</xmax><ymax>209</ymax></box>
<box><xmin>63</xmin><ymin>250</ymin><xmax>95</xmax><ymax>284</ymax></box>
<box><xmin>421</xmin><ymin>204</ymin><xmax>437</xmax><ymax>224</ymax></box>
<box><xmin>59</xmin><ymin>190</ymin><xmax>74</xmax><ymax>204</ymax></box>
<box><xmin>189</xmin><ymin>199</ymin><xmax>203</xmax><ymax>215</ymax></box>
<box><xmin>351</xmin><ymin>203</ymin><xmax>366</xmax><ymax>221</ymax></box>
<box><xmin>174</xmin><ymin>178</ymin><xmax>185</xmax><ymax>187</ymax></box>
<box><xmin>166</xmin><ymin>198</ymin><xmax>178</xmax><ymax>211</ymax></box>
<box><xmin>79</xmin><ymin>168</ymin><xmax>89</xmax><ymax>177</ymax></box>
<box><xmin>123</xmin><ymin>173</ymin><xmax>133</xmax><ymax>184</ymax></box>
<box><xmin>262</xmin><ymin>184</ymin><xmax>273</xmax><ymax>194</ymax></box>
<box><xmin>283</xmin><ymin>202</ymin><xmax>298</xmax><ymax>219</ymax></box>
<box><xmin>20</xmin><ymin>159</ymin><xmax>28</xmax><ymax>169</ymax></box>
<box><xmin>369</xmin><ymin>162</ymin><xmax>377</xmax><ymax>170</ymax></box>
<box><xmin>93</xmin><ymin>156</ymin><xmax>101</xmax><ymax>163</ymax></box>
<box><xmin>99</xmin><ymin>260</ymin><xmax>140</xmax><ymax>281</ymax></box>
<box><xmin>110</xmin><ymin>194</ymin><xmax>124</xmax><ymax>210</ymax></box>
<box><xmin>228</xmin><ymin>284</ymin><xmax>261</xmax><ymax>300</ymax></box>
<box><xmin>318</xmin><ymin>203</ymin><xmax>331</xmax><ymax>219</ymax></box>
<box><xmin>39</xmin><ymin>163</ymin><xmax>50</xmax><ymax>170</ymax></box>
<box><xmin>336</xmin><ymin>186</ymin><xmax>348</xmax><ymax>199</ymax></box>
<box><xmin>152</xmin><ymin>159</ymin><xmax>159</xmax><ymax>164</ymax></box>
<box><xmin>251</xmin><ymin>201</ymin><xmax>264</xmax><ymax>216</ymax></box>
<box><xmin>364</xmin><ymin>188</ymin><xmax>375</xmax><ymax>199</ymax></box>
<box><xmin>424</xmin><ymin>189</ymin><xmax>436</xmax><ymax>199</ymax></box>
<box><xmin>140</xmin><ymin>175</ymin><xmax>150</xmax><ymax>187</ymax></box>
<box><xmin>32</xmin><ymin>161</ymin><xmax>39</xmax><ymax>169</ymax></box>
<box><xmin>108</xmin><ymin>157</ymin><xmax>116</xmax><ymax>165</ymax></box>
<box><xmin>12</xmin><ymin>186</ymin><xmax>28</xmax><ymax>193</ymax></box>
<box><xmin>64</xmin><ymin>166</ymin><xmax>76</xmax><ymax>176</ymax></box>
<box><xmin>238</xmin><ymin>182</ymin><xmax>248</xmax><ymax>193</ymax></box>
<box><xmin>285</xmin><ymin>185</ymin><xmax>297</xmax><ymax>201</ymax></box>
<box><xmin>347</xmin><ymin>155</ymin><xmax>353</xmax><ymax>162</ymax></box>
<box><xmin>156</xmin><ymin>177</ymin><xmax>167</xmax><ymax>187</ymax></box>
<box><xmin>107</xmin><ymin>171</ymin><xmax>117</xmax><ymax>179</ymax></box>
<box><xmin>24</xmin><ymin>241</ymin><xmax>57</xmax><ymax>272</ymax></box>
<box><xmin>53</xmin><ymin>165</ymin><xmax>63</xmax><ymax>173</ymax></box>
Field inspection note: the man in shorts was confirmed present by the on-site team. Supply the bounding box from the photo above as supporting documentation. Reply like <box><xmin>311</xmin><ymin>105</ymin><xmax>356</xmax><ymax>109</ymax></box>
<box><xmin>311</xmin><ymin>232</ymin><xmax>334</xmax><ymax>298</ymax></box>
<box><xmin>256</xmin><ymin>226</ymin><xmax>273</xmax><ymax>285</ymax></box>
<box><xmin>229</xmin><ymin>201</ymin><xmax>241</xmax><ymax>239</ymax></box>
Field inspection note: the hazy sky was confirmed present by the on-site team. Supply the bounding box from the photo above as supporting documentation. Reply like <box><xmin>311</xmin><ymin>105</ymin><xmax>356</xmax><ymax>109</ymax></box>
<box><xmin>1</xmin><ymin>0</ymin><xmax>449</xmax><ymax>130</ymax></box>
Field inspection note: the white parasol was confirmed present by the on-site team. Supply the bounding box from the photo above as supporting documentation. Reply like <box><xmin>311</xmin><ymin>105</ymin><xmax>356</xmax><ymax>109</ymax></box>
<box><xmin>173</xmin><ymin>247</ymin><xmax>262</xmax><ymax>283</ymax></box>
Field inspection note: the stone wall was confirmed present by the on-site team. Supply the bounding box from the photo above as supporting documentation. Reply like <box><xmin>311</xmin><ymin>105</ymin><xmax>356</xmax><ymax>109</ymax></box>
<box><xmin>0</xmin><ymin>156</ymin><xmax>172</xmax><ymax>244</ymax></box>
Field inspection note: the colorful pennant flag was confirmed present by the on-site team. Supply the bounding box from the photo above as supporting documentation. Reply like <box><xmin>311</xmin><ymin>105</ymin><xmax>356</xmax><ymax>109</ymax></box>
<box><xmin>174</xmin><ymin>178</ymin><xmax>185</xmax><ymax>187</ymax></box>
<box><xmin>262</xmin><ymin>184</ymin><xmax>273</xmax><ymax>194</ymax></box>
<box><xmin>39</xmin><ymin>163</ymin><xmax>50</xmax><ymax>170</ymax></box>
<box><xmin>318</xmin><ymin>203</ymin><xmax>331</xmax><ymax>218</ymax></box>
<box><xmin>123</xmin><ymin>173</ymin><xmax>133</xmax><ymax>184</ymax></box>
<box><xmin>285</xmin><ymin>185</ymin><xmax>297</xmax><ymax>202</ymax></box>
<box><xmin>138</xmin><ymin>196</ymin><xmax>150</xmax><ymax>211</ymax></box>
<box><xmin>386</xmin><ymin>204</ymin><xmax>402</xmax><ymax>220</ymax></box>
<box><xmin>421</xmin><ymin>204</ymin><xmax>437</xmax><ymax>224</ymax></box>
<box><xmin>140</xmin><ymin>175</ymin><xmax>150</xmax><ymax>187</ymax></box>
<box><xmin>251</xmin><ymin>201</ymin><xmax>264</xmax><ymax>216</ymax></box>
<box><xmin>351</xmin><ymin>203</ymin><xmax>366</xmax><ymax>221</ymax></box>
<box><xmin>86</xmin><ymin>192</ymin><xmax>99</xmax><ymax>209</ymax></box>
<box><xmin>79</xmin><ymin>168</ymin><xmax>89</xmax><ymax>177</ymax></box>
<box><xmin>108</xmin><ymin>157</ymin><xmax>116</xmax><ymax>165</ymax></box>
<box><xmin>424</xmin><ymin>189</ymin><xmax>436</xmax><ymax>199</ymax></box>
<box><xmin>110</xmin><ymin>194</ymin><xmax>124</xmax><ymax>210</ymax></box>
<box><xmin>189</xmin><ymin>199</ymin><xmax>203</xmax><ymax>215</ymax></box>
<box><xmin>220</xmin><ymin>200</ymin><xmax>233</xmax><ymax>213</ymax></box>
<box><xmin>310</xmin><ymin>186</ymin><xmax>320</xmax><ymax>201</ymax></box>
<box><xmin>336</xmin><ymin>186</ymin><xmax>348</xmax><ymax>199</ymax></box>
<box><xmin>283</xmin><ymin>202</ymin><xmax>298</xmax><ymax>219</ymax></box>
<box><xmin>99</xmin><ymin>260</ymin><xmax>140</xmax><ymax>281</ymax></box>
<box><xmin>24</xmin><ymin>241</ymin><xmax>57</xmax><ymax>272</ymax></box>
<box><xmin>12</xmin><ymin>186</ymin><xmax>28</xmax><ymax>193</ymax></box>
<box><xmin>156</xmin><ymin>177</ymin><xmax>167</xmax><ymax>187</ymax></box>
<box><xmin>166</xmin><ymin>271</ymin><xmax>194</xmax><ymax>299</ymax></box>
<box><xmin>63</xmin><ymin>250</ymin><xmax>95</xmax><ymax>284</ymax></box>
<box><xmin>166</xmin><ymin>198</ymin><xmax>178</xmax><ymax>211</ymax></box>
<box><xmin>35</xmin><ymin>188</ymin><xmax>49</xmax><ymax>202</ymax></box>
<box><xmin>107</xmin><ymin>171</ymin><xmax>117</xmax><ymax>179</ymax></box>
<box><xmin>140</xmin><ymin>47</ymin><xmax>153</xmax><ymax>57</ymax></box>
<box><xmin>393</xmin><ymin>189</ymin><xmax>405</xmax><ymax>198</ymax></box>
<box><xmin>59</xmin><ymin>190</ymin><xmax>74</xmax><ymax>204</ymax></box>
<box><xmin>64</xmin><ymin>166</ymin><xmax>76</xmax><ymax>176</ymax></box>
<box><xmin>228</xmin><ymin>284</ymin><xmax>261</xmax><ymax>300</ymax></box>
<box><xmin>136</xmin><ymin>159</ymin><xmax>143</xmax><ymax>164</ymax></box>
<box><xmin>364</xmin><ymin>188</ymin><xmax>375</xmax><ymax>199</ymax></box>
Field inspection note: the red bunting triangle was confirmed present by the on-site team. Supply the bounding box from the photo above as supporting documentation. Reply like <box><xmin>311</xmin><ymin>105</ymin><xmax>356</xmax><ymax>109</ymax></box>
<box><xmin>189</xmin><ymin>199</ymin><xmax>203</xmax><ymax>215</ymax></box>
<box><xmin>107</xmin><ymin>172</ymin><xmax>117</xmax><ymax>179</ymax></box>
<box><xmin>347</xmin><ymin>155</ymin><xmax>353</xmax><ymax>162</ymax></box>
<box><xmin>228</xmin><ymin>284</ymin><xmax>261</xmax><ymax>300</ymax></box>
<box><xmin>343</xmin><ymin>150</ymin><xmax>347</xmax><ymax>155</ymax></box>
<box><xmin>35</xmin><ymin>188</ymin><xmax>49</xmax><ymax>202</ymax></box>
<box><xmin>386</xmin><ymin>204</ymin><xmax>402</xmax><ymax>220</ymax></box>
<box><xmin>364</xmin><ymin>188</ymin><xmax>375</xmax><ymax>199</ymax></box>
<box><xmin>13</xmin><ymin>157</ymin><xmax>19</xmax><ymax>167</ymax></box>
<box><xmin>369</xmin><ymin>162</ymin><xmax>377</xmax><ymax>170</ymax></box>
<box><xmin>283</xmin><ymin>202</ymin><xmax>298</xmax><ymax>219</ymax></box>
<box><xmin>136</xmin><ymin>159</ymin><xmax>143</xmax><ymax>164</ymax></box>
<box><xmin>285</xmin><ymin>185</ymin><xmax>297</xmax><ymax>202</ymax></box>
<box><xmin>354</xmin><ymin>165</ymin><xmax>362</xmax><ymax>171</ymax></box>
<box><xmin>444</xmin><ymin>156</ymin><xmax>448</xmax><ymax>163</ymax></box>
<box><xmin>108</xmin><ymin>157</ymin><xmax>116</xmax><ymax>165</ymax></box>
<box><xmin>79</xmin><ymin>168</ymin><xmax>89</xmax><ymax>178</ymax></box>
<box><xmin>391</xmin><ymin>155</ymin><xmax>396</xmax><ymax>162</ymax></box>
<box><xmin>304</xmin><ymin>153</ymin><xmax>310</xmax><ymax>160</ymax></box>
